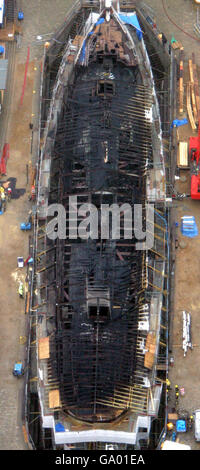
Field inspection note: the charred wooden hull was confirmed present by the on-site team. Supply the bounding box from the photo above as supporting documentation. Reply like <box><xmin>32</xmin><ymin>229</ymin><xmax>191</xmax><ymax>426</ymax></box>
<box><xmin>25</xmin><ymin>1</ymin><xmax>172</xmax><ymax>450</ymax></box>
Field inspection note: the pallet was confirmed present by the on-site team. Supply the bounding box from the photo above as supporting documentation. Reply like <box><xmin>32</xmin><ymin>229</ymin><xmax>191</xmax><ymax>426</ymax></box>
<box><xmin>177</xmin><ymin>142</ymin><xmax>188</xmax><ymax>168</ymax></box>
<box><xmin>172</xmin><ymin>40</ymin><xmax>182</xmax><ymax>50</ymax></box>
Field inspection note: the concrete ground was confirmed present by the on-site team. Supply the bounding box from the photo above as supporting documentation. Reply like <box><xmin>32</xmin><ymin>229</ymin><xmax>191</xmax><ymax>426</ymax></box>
<box><xmin>0</xmin><ymin>0</ymin><xmax>200</xmax><ymax>451</ymax></box>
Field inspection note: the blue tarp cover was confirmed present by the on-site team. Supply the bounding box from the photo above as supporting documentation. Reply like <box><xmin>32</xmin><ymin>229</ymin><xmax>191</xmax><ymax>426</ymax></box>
<box><xmin>176</xmin><ymin>419</ymin><xmax>186</xmax><ymax>433</ymax></box>
<box><xmin>171</xmin><ymin>118</ymin><xmax>188</xmax><ymax>128</ymax></box>
<box><xmin>18</xmin><ymin>11</ymin><xmax>24</xmax><ymax>20</ymax></box>
<box><xmin>14</xmin><ymin>363</ymin><xmax>23</xmax><ymax>373</ymax></box>
<box><xmin>119</xmin><ymin>13</ymin><xmax>143</xmax><ymax>40</ymax></box>
<box><xmin>55</xmin><ymin>422</ymin><xmax>65</xmax><ymax>432</ymax></box>
<box><xmin>80</xmin><ymin>18</ymin><xmax>105</xmax><ymax>62</ymax></box>
<box><xmin>181</xmin><ymin>216</ymin><xmax>198</xmax><ymax>238</ymax></box>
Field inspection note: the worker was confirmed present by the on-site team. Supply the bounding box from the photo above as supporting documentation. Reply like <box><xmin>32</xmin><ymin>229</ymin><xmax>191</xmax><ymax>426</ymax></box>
<box><xmin>1</xmin><ymin>191</ymin><xmax>6</xmax><ymax>211</ymax></box>
<box><xmin>31</xmin><ymin>185</ymin><xmax>36</xmax><ymax>201</ymax></box>
<box><xmin>7</xmin><ymin>187</ymin><xmax>12</xmax><ymax>201</ymax></box>
<box><xmin>167</xmin><ymin>422</ymin><xmax>174</xmax><ymax>431</ymax></box>
<box><xmin>18</xmin><ymin>282</ymin><xmax>24</xmax><ymax>299</ymax></box>
<box><xmin>18</xmin><ymin>11</ymin><xmax>24</xmax><ymax>21</ymax></box>
<box><xmin>166</xmin><ymin>378</ymin><xmax>171</xmax><ymax>396</ymax></box>
<box><xmin>189</xmin><ymin>415</ymin><xmax>194</xmax><ymax>429</ymax></box>
<box><xmin>175</xmin><ymin>392</ymin><xmax>179</xmax><ymax>404</ymax></box>
<box><xmin>161</xmin><ymin>33</ymin><xmax>167</xmax><ymax>48</ymax></box>
<box><xmin>166</xmin><ymin>378</ymin><xmax>171</xmax><ymax>387</ymax></box>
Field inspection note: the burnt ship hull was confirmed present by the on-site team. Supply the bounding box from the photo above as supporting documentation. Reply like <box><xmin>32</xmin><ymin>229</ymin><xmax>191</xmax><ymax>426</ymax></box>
<box><xmin>25</xmin><ymin>1</ymin><xmax>172</xmax><ymax>450</ymax></box>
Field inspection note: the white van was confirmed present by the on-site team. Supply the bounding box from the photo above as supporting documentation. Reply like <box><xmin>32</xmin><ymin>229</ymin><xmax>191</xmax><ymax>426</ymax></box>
<box><xmin>194</xmin><ymin>410</ymin><xmax>200</xmax><ymax>441</ymax></box>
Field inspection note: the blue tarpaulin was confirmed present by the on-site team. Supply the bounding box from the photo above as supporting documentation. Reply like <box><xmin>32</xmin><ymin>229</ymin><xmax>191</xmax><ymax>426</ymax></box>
<box><xmin>79</xmin><ymin>39</ymin><xmax>86</xmax><ymax>62</ymax></box>
<box><xmin>95</xmin><ymin>18</ymin><xmax>105</xmax><ymax>26</ymax></box>
<box><xmin>181</xmin><ymin>216</ymin><xmax>198</xmax><ymax>238</ymax></box>
<box><xmin>80</xmin><ymin>18</ymin><xmax>105</xmax><ymax>62</ymax></box>
<box><xmin>14</xmin><ymin>363</ymin><xmax>23</xmax><ymax>373</ymax></box>
<box><xmin>18</xmin><ymin>11</ymin><xmax>24</xmax><ymax>20</ymax></box>
<box><xmin>55</xmin><ymin>422</ymin><xmax>65</xmax><ymax>432</ymax></box>
<box><xmin>171</xmin><ymin>118</ymin><xmax>188</xmax><ymax>128</ymax></box>
<box><xmin>118</xmin><ymin>13</ymin><xmax>143</xmax><ymax>40</ymax></box>
<box><xmin>176</xmin><ymin>419</ymin><xmax>186</xmax><ymax>433</ymax></box>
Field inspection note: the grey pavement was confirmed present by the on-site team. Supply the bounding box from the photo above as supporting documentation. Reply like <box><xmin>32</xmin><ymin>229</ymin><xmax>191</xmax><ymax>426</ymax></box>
<box><xmin>18</xmin><ymin>0</ymin><xmax>75</xmax><ymax>62</ymax></box>
<box><xmin>144</xmin><ymin>0</ymin><xmax>200</xmax><ymax>64</ymax></box>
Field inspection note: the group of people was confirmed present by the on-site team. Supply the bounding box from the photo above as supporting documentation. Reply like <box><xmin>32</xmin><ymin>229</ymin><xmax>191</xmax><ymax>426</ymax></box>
<box><xmin>0</xmin><ymin>185</ymin><xmax>12</xmax><ymax>212</ymax></box>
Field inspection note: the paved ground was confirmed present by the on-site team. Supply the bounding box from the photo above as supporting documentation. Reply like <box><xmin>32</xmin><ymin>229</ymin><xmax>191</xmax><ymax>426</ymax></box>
<box><xmin>144</xmin><ymin>0</ymin><xmax>200</xmax><ymax>63</ymax></box>
<box><xmin>0</xmin><ymin>0</ymin><xmax>200</xmax><ymax>451</ymax></box>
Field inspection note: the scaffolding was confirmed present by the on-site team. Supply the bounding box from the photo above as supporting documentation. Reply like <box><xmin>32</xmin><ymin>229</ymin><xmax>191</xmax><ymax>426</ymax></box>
<box><xmin>24</xmin><ymin>0</ymin><xmax>174</xmax><ymax>449</ymax></box>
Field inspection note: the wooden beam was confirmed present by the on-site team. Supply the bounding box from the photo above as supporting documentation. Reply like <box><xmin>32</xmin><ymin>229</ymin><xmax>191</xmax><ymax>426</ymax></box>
<box><xmin>187</xmin><ymin>82</ymin><xmax>197</xmax><ymax>130</ymax></box>
<box><xmin>38</xmin><ymin>337</ymin><xmax>50</xmax><ymax>359</ymax></box>
<box><xmin>189</xmin><ymin>59</ymin><xmax>198</xmax><ymax>123</ymax></box>
<box><xmin>49</xmin><ymin>389</ymin><xmax>61</xmax><ymax>409</ymax></box>
<box><xmin>179</xmin><ymin>48</ymin><xmax>184</xmax><ymax>114</ymax></box>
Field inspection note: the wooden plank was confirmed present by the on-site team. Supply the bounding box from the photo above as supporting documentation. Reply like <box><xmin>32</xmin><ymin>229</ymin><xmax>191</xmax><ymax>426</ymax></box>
<box><xmin>26</xmin><ymin>291</ymin><xmax>30</xmax><ymax>314</ymax></box>
<box><xmin>179</xmin><ymin>48</ymin><xmax>184</xmax><ymax>114</ymax></box>
<box><xmin>177</xmin><ymin>141</ymin><xmax>188</xmax><ymax>168</ymax></box>
<box><xmin>168</xmin><ymin>413</ymin><xmax>178</xmax><ymax>421</ymax></box>
<box><xmin>144</xmin><ymin>332</ymin><xmax>156</xmax><ymax>369</ymax></box>
<box><xmin>38</xmin><ymin>336</ymin><xmax>50</xmax><ymax>359</ymax></box>
<box><xmin>22</xmin><ymin>424</ymin><xmax>29</xmax><ymax>444</ymax></box>
<box><xmin>189</xmin><ymin>59</ymin><xmax>198</xmax><ymax>123</ymax></box>
<box><xmin>49</xmin><ymin>389</ymin><xmax>61</xmax><ymax>409</ymax></box>
<box><xmin>144</xmin><ymin>351</ymin><xmax>154</xmax><ymax>369</ymax></box>
<box><xmin>187</xmin><ymin>82</ymin><xmax>197</xmax><ymax>130</ymax></box>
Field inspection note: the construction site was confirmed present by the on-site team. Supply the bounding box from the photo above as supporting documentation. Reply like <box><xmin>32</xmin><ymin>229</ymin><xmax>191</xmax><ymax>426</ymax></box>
<box><xmin>1</xmin><ymin>0</ymin><xmax>200</xmax><ymax>453</ymax></box>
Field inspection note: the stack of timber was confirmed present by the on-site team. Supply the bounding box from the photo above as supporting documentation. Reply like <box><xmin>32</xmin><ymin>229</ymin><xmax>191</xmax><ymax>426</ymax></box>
<box><xmin>186</xmin><ymin>82</ymin><xmax>196</xmax><ymax>131</ymax></box>
<box><xmin>177</xmin><ymin>142</ymin><xmax>188</xmax><ymax>168</ymax></box>
<box><xmin>189</xmin><ymin>59</ymin><xmax>198</xmax><ymax>123</ymax></box>
<box><xmin>187</xmin><ymin>54</ymin><xmax>200</xmax><ymax>130</ymax></box>
<box><xmin>192</xmin><ymin>53</ymin><xmax>200</xmax><ymax>121</ymax></box>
